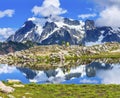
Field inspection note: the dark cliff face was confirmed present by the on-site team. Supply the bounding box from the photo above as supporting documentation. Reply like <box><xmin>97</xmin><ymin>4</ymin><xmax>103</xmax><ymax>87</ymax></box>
<box><xmin>41</xmin><ymin>28</ymin><xmax>75</xmax><ymax>45</ymax></box>
<box><xmin>16</xmin><ymin>21</ymin><xmax>36</xmax><ymax>35</ymax></box>
<box><xmin>39</xmin><ymin>22</ymin><xmax>58</xmax><ymax>42</ymax></box>
<box><xmin>64</xmin><ymin>18</ymin><xmax>80</xmax><ymax>25</ymax></box>
<box><xmin>85</xmin><ymin>20</ymin><xmax>95</xmax><ymax>30</ymax></box>
<box><xmin>7</xmin><ymin>21</ymin><xmax>37</xmax><ymax>42</ymax></box>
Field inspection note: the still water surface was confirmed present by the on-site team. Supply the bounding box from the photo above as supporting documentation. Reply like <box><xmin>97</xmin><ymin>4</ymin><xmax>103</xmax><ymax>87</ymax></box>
<box><xmin>0</xmin><ymin>62</ymin><xmax>120</xmax><ymax>84</ymax></box>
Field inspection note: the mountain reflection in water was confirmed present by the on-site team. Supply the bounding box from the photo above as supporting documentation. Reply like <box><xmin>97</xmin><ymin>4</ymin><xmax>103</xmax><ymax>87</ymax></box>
<box><xmin>0</xmin><ymin>62</ymin><xmax>120</xmax><ymax>84</ymax></box>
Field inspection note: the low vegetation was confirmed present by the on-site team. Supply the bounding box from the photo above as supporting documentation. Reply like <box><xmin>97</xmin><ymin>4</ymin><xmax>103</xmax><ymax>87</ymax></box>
<box><xmin>1</xmin><ymin>83</ymin><xmax>120</xmax><ymax>98</ymax></box>
<box><xmin>66</xmin><ymin>52</ymin><xmax>120</xmax><ymax>60</ymax></box>
<box><xmin>0</xmin><ymin>41</ymin><xmax>37</xmax><ymax>55</ymax></box>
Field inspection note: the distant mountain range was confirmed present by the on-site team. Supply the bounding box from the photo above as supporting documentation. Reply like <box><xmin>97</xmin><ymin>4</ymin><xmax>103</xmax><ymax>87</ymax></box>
<box><xmin>7</xmin><ymin>17</ymin><xmax>120</xmax><ymax>45</ymax></box>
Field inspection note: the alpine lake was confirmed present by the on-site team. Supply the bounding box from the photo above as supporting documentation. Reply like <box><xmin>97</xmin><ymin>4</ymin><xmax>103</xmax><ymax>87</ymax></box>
<box><xmin>0</xmin><ymin>58</ymin><xmax>120</xmax><ymax>85</ymax></box>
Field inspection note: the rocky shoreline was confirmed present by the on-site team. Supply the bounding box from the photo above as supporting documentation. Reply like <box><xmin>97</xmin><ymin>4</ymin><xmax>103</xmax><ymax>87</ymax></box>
<box><xmin>0</xmin><ymin>42</ymin><xmax>120</xmax><ymax>69</ymax></box>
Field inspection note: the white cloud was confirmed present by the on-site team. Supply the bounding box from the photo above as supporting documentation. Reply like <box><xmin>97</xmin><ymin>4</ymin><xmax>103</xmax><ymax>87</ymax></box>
<box><xmin>0</xmin><ymin>28</ymin><xmax>15</xmax><ymax>41</ymax></box>
<box><xmin>96</xmin><ymin>6</ymin><xmax>120</xmax><ymax>28</ymax></box>
<box><xmin>0</xmin><ymin>64</ymin><xmax>16</xmax><ymax>74</ymax></box>
<box><xmin>0</xmin><ymin>9</ymin><xmax>15</xmax><ymax>18</ymax></box>
<box><xmin>32</xmin><ymin>0</ymin><xmax>67</xmax><ymax>17</ymax></box>
<box><xmin>96</xmin><ymin>64</ymin><xmax>120</xmax><ymax>84</ymax></box>
<box><xmin>94</xmin><ymin>0</ymin><xmax>120</xmax><ymax>8</ymax></box>
<box><xmin>78</xmin><ymin>13</ymin><xmax>96</xmax><ymax>19</ymax></box>
<box><xmin>94</xmin><ymin>0</ymin><xmax>120</xmax><ymax>27</ymax></box>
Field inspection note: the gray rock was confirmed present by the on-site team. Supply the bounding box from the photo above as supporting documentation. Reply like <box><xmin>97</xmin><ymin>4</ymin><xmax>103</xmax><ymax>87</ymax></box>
<box><xmin>0</xmin><ymin>81</ymin><xmax>14</xmax><ymax>93</ymax></box>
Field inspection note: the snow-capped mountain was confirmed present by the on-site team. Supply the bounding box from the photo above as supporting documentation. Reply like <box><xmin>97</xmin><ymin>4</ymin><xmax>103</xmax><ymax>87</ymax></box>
<box><xmin>7</xmin><ymin>17</ymin><xmax>120</xmax><ymax>45</ymax></box>
<box><xmin>7</xmin><ymin>17</ymin><xmax>85</xmax><ymax>45</ymax></box>
<box><xmin>83</xmin><ymin>20</ymin><xmax>120</xmax><ymax>46</ymax></box>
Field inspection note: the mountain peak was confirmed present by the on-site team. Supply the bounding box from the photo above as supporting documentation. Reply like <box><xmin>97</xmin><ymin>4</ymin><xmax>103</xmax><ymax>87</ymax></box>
<box><xmin>85</xmin><ymin>20</ymin><xmax>95</xmax><ymax>30</ymax></box>
<box><xmin>7</xmin><ymin>17</ymin><xmax>85</xmax><ymax>44</ymax></box>
<box><xmin>7</xmin><ymin>17</ymin><xmax>120</xmax><ymax>45</ymax></box>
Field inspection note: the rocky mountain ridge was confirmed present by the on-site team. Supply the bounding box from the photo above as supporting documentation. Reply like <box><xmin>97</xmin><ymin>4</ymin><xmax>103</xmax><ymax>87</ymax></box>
<box><xmin>83</xmin><ymin>20</ymin><xmax>120</xmax><ymax>46</ymax></box>
<box><xmin>7</xmin><ymin>17</ymin><xmax>85</xmax><ymax>45</ymax></box>
<box><xmin>7</xmin><ymin>17</ymin><xmax>120</xmax><ymax>45</ymax></box>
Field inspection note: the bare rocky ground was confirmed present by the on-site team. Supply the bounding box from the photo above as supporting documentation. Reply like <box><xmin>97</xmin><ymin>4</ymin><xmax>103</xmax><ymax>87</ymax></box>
<box><xmin>0</xmin><ymin>42</ymin><xmax>119</xmax><ymax>69</ymax></box>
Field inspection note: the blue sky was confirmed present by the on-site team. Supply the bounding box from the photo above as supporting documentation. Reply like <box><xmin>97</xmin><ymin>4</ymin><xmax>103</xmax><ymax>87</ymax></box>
<box><xmin>0</xmin><ymin>0</ymin><xmax>42</xmax><ymax>28</ymax></box>
<box><xmin>0</xmin><ymin>0</ymin><xmax>97</xmax><ymax>28</ymax></box>
<box><xmin>0</xmin><ymin>0</ymin><xmax>120</xmax><ymax>41</ymax></box>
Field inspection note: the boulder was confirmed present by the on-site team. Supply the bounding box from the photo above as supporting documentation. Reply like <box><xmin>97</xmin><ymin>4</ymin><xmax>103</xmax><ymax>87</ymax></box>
<box><xmin>0</xmin><ymin>81</ymin><xmax>14</xmax><ymax>93</ymax></box>
<box><xmin>13</xmin><ymin>84</ymin><xmax>25</xmax><ymax>88</ymax></box>
<box><xmin>7</xmin><ymin>79</ymin><xmax>21</xmax><ymax>83</ymax></box>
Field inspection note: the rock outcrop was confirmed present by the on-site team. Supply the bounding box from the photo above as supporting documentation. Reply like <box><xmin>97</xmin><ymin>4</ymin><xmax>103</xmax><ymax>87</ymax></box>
<box><xmin>0</xmin><ymin>42</ymin><xmax>119</xmax><ymax>70</ymax></box>
<box><xmin>0</xmin><ymin>81</ymin><xmax>14</xmax><ymax>93</ymax></box>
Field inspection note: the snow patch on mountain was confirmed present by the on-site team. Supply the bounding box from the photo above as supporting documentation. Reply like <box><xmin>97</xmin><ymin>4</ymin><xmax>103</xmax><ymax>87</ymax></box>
<box><xmin>28</xmin><ymin>17</ymin><xmax>47</xmax><ymax>36</ymax></box>
<box><xmin>97</xmin><ymin>31</ymin><xmax>104</xmax><ymax>42</ymax></box>
<box><xmin>41</xmin><ymin>28</ymin><xmax>58</xmax><ymax>41</ymax></box>
<box><xmin>24</xmin><ymin>30</ymin><xmax>33</xmax><ymax>38</ymax></box>
<box><xmin>111</xmin><ymin>28</ymin><xmax>120</xmax><ymax>37</ymax></box>
<box><xmin>55</xmin><ymin>21</ymin><xmax>85</xmax><ymax>32</ymax></box>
